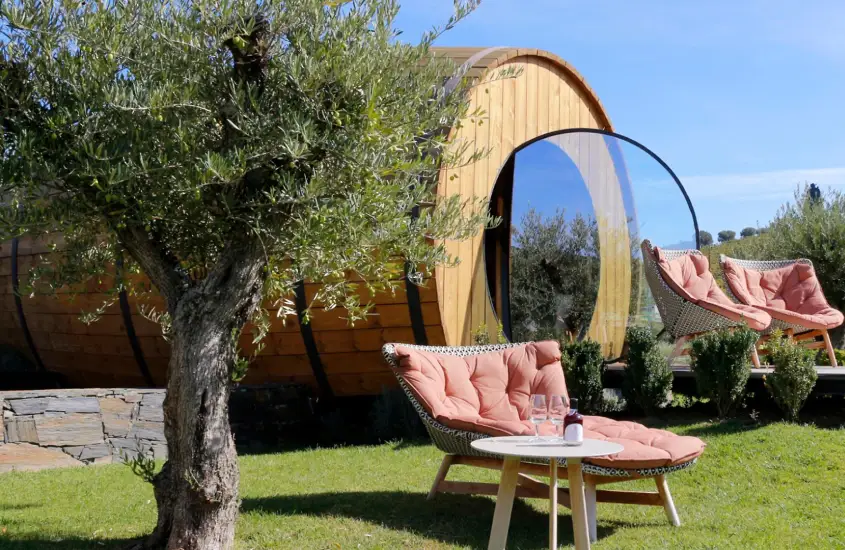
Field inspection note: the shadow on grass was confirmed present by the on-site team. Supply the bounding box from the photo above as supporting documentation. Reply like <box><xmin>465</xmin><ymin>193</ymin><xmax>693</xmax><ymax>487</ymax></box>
<box><xmin>0</xmin><ymin>536</ymin><xmax>134</xmax><ymax>550</ymax></box>
<box><xmin>242</xmin><ymin>491</ymin><xmax>637</xmax><ymax>549</ymax></box>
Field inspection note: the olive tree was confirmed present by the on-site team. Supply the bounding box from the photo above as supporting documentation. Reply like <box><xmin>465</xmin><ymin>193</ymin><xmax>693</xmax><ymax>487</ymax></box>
<box><xmin>0</xmin><ymin>1</ymin><xmax>490</xmax><ymax>548</ymax></box>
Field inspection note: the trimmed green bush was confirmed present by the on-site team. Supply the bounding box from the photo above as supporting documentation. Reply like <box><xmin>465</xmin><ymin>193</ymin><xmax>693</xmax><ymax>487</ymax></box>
<box><xmin>561</xmin><ymin>339</ymin><xmax>605</xmax><ymax>414</ymax></box>
<box><xmin>689</xmin><ymin>326</ymin><xmax>758</xmax><ymax>418</ymax></box>
<box><xmin>622</xmin><ymin>327</ymin><xmax>672</xmax><ymax>415</ymax></box>
<box><xmin>816</xmin><ymin>348</ymin><xmax>845</xmax><ymax>367</ymax></box>
<box><xmin>765</xmin><ymin>331</ymin><xmax>818</xmax><ymax>422</ymax></box>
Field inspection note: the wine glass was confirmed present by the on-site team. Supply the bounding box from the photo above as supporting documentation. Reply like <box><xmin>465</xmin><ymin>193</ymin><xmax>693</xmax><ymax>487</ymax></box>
<box><xmin>548</xmin><ymin>395</ymin><xmax>568</xmax><ymax>440</ymax></box>
<box><xmin>528</xmin><ymin>394</ymin><xmax>547</xmax><ymax>442</ymax></box>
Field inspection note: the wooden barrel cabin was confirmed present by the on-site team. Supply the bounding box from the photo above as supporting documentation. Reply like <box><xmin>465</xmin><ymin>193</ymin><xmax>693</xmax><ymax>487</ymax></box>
<box><xmin>1</xmin><ymin>47</ymin><xmax>639</xmax><ymax>396</ymax></box>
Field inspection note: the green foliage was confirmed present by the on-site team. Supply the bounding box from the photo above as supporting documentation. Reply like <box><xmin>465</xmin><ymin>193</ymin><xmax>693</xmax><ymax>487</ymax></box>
<box><xmin>718</xmin><ymin>230</ymin><xmax>736</xmax><ymax>243</ymax></box>
<box><xmin>369</xmin><ymin>387</ymin><xmax>427</xmax><ymax>442</ymax></box>
<box><xmin>816</xmin><ymin>348</ymin><xmax>845</xmax><ymax>366</ymax></box>
<box><xmin>561</xmin><ymin>339</ymin><xmax>605</xmax><ymax>414</ymax></box>
<box><xmin>668</xmin><ymin>393</ymin><xmax>709</xmax><ymax>409</ymax></box>
<box><xmin>765</xmin><ymin>331</ymin><xmax>818</xmax><ymax>422</ymax></box>
<box><xmin>510</xmin><ymin>208</ymin><xmax>599</xmax><ymax>342</ymax></box>
<box><xmin>740</xmin><ymin>227</ymin><xmax>758</xmax><ymax>238</ymax></box>
<box><xmin>622</xmin><ymin>326</ymin><xmax>672</xmax><ymax>415</ymax></box>
<box><xmin>765</xmin><ymin>185</ymin><xmax>845</xmax><ymax>341</ymax></box>
<box><xmin>0</xmin><ymin>0</ymin><xmax>490</xmax><ymax>336</ymax></box>
<box><xmin>689</xmin><ymin>326</ymin><xmax>758</xmax><ymax>418</ymax></box>
<box><xmin>706</xmin><ymin>184</ymin><xmax>845</xmax><ymax>347</ymax></box>
<box><xmin>699</xmin><ymin>230</ymin><xmax>714</xmax><ymax>246</ymax></box>
<box><xmin>471</xmin><ymin>322</ymin><xmax>508</xmax><ymax>345</ymax></box>
<box><xmin>120</xmin><ymin>445</ymin><xmax>159</xmax><ymax>484</ymax></box>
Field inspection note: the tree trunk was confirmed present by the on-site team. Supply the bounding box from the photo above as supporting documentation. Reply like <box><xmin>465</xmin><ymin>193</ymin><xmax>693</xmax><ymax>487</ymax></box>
<box><xmin>132</xmin><ymin>243</ymin><xmax>266</xmax><ymax>550</ymax></box>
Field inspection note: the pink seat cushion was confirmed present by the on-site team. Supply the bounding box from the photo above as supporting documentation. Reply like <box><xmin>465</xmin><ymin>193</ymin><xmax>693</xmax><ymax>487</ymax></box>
<box><xmin>582</xmin><ymin>417</ymin><xmax>705</xmax><ymax>469</ymax></box>
<box><xmin>652</xmin><ymin>247</ymin><xmax>771</xmax><ymax>331</ymax></box>
<box><xmin>392</xmin><ymin>342</ymin><xmax>705</xmax><ymax>469</ymax></box>
<box><xmin>723</xmin><ymin>260</ymin><xmax>844</xmax><ymax>330</ymax></box>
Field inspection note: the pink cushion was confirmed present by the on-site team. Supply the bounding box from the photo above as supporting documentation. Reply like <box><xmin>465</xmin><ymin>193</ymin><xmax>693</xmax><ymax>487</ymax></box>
<box><xmin>393</xmin><ymin>342</ymin><xmax>568</xmax><ymax>438</ymax></box>
<box><xmin>582</xmin><ymin>416</ymin><xmax>705</xmax><ymax>468</ymax></box>
<box><xmin>392</xmin><ymin>342</ymin><xmax>705</xmax><ymax>469</ymax></box>
<box><xmin>723</xmin><ymin>260</ymin><xmax>844</xmax><ymax>330</ymax></box>
<box><xmin>653</xmin><ymin>248</ymin><xmax>771</xmax><ymax>331</ymax></box>
<box><xmin>697</xmin><ymin>298</ymin><xmax>772</xmax><ymax>331</ymax></box>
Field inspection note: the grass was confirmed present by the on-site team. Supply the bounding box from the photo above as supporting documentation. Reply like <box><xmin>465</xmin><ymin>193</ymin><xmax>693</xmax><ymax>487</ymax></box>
<box><xmin>2</xmin><ymin>414</ymin><xmax>845</xmax><ymax>549</ymax></box>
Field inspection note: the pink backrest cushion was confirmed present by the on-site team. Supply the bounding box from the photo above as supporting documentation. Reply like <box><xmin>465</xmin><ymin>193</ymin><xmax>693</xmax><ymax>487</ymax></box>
<box><xmin>653</xmin><ymin>247</ymin><xmax>732</xmax><ymax>305</ymax></box>
<box><xmin>392</xmin><ymin>342</ymin><xmax>567</xmax><ymax>437</ymax></box>
<box><xmin>724</xmin><ymin>259</ymin><xmax>831</xmax><ymax>314</ymax></box>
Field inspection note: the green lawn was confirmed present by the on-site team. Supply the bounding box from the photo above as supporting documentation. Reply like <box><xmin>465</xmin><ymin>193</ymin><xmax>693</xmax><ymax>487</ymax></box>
<box><xmin>2</xmin><ymin>416</ymin><xmax>845</xmax><ymax>549</ymax></box>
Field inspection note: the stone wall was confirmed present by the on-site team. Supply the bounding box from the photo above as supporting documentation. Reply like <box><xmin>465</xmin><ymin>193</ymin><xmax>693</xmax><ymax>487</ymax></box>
<box><xmin>1</xmin><ymin>388</ymin><xmax>166</xmax><ymax>466</ymax></box>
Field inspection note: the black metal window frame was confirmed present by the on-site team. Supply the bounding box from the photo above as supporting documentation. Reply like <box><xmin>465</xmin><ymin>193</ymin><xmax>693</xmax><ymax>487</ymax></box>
<box><xmin>483</xmin><ymin>128</ymin><xmax>700</xmax><ymax>341</ymax></box>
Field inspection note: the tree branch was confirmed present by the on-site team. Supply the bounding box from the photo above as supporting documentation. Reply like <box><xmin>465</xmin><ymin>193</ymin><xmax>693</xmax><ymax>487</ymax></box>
<box><xmin>118</xmin><ymin>225</ymin><xmax>186</xmax><ymax>311</ymax></box>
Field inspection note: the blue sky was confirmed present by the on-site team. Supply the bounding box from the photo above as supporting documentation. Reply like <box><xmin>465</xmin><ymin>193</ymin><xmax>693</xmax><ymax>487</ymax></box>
<box><xmin>395</xmin><ymin>0</ymin><xmax>845</xmax><ymax>242</ymax></box>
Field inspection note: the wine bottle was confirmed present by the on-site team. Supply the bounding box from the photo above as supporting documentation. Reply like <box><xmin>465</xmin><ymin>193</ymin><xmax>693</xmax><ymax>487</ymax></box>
<box><xmin>563</xmin><ymin>398</ymin><xmax>584</xmax><ymax>445</ymax></box>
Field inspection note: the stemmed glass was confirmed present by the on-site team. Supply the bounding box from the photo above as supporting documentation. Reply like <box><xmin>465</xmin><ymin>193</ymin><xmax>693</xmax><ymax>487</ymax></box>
<box><xmin>528</xmin><ymin>394</ymin><xmax>547</xmax><ymax>442</ymax></box>
<box><xmin>548</xmin><ymin>395</ymin><xmax>568</xmax><ymax>441</ymax></box>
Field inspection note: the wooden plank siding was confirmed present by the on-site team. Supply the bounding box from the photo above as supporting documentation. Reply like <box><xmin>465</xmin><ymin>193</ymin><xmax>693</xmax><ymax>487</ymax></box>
<box><xmin>433</xmin><ymin>47</ymin><xmax>621</xmax><ymax>355</ymax></box>
<box><xmin>1</xmin><ymin>47</ymin><xmax>619</xmax><ymax>394</ymax></box>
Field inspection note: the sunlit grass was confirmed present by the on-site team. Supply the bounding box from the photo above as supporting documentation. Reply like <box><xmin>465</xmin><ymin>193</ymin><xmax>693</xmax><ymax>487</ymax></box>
<box><xmin>1</xmin><ymin>416</ymin><xmax>844</xmax><ymax>549</ymax></box>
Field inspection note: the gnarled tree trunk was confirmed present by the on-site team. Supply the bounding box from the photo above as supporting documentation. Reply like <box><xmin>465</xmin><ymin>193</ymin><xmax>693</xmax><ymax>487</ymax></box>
<box><xmin>133</xmin><ymin>241</ymin><xmax>266</xmax><ymax>550</ymax></box>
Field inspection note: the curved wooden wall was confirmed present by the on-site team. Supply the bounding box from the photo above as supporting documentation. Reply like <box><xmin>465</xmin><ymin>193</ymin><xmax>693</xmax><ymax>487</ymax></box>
<box><xmin>433</xmin><ymin>47</ymin><xmax>628</xmax><ymax>356</ymax></box>
<box><xmin>0</xmin><ymin>236</ymin><xmax>445</xmax><ymax>395</ymax></box>
<box><xmin>0</xmin><ymin>46</ymin><xmax>627</xmax><ymax>393</ymax></box>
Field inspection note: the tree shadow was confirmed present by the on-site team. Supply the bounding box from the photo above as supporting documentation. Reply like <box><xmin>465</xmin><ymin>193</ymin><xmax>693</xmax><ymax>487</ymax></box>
<box><xmin>0</xmin><ymin>536</ymin><xmax>135</xmax><ymax>549</ymax></box>
<box><xmin>242</xmin><ymin>490</ymin><xmax>633</xmax><ymax>549</ymax></box>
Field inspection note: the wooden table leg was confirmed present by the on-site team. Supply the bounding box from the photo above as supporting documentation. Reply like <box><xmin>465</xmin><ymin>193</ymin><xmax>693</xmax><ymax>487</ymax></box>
<box><xmin>567</xmin><ymin>458</ymin><xmax>590</xmax><ymax>550</ymax></box>
<box><xmin>549</xmin><ymin>458</ymin><xmax>558</xmax><ymax>550</ymax></box>
<box><xmin>585</xmin><ymin>476</ymin><xmax>597</xmax><ymax>543</ymax></box>
<box><xmin>487</xmin><ymin>456</ymin><xmax>521</xmax><ymax>550</ymax></box>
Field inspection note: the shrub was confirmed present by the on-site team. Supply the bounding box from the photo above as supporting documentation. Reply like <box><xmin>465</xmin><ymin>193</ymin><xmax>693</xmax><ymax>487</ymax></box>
<box><xmin>816</xmin><ymin>348</ymin><xmax>845</xmax><ymax>367</ymax></box>
<box><xmin>472</xmin><ymin>322</ymin><xmax>507</xmax><ymax>345</ymax></box>
<box><xmin>561</xmin><ymin>339</ymin><xmax>605</xmax><ymax>414</ymax></box>
<box><xmin>689</xmin><ymin>326</ymin><xmax>758</xmax><ymax>418</ymax></box>
<box><xmin>765</xmin><ymin>331</ymin><xmax>818</xmax><ymax>422</ymax></box>
<box><xmin>622</xmin><ymin>327</ymin><xmax>673</xmax><ymax>415</ymax></box>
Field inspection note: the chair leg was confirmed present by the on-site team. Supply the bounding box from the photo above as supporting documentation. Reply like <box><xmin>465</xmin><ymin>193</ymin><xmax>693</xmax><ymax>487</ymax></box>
<box><xmin>667</xmin><ymin>336</ymin><xmax>688</xmax><ymax>367</ymax></box>
<box><xmin>750</xmin><ymin>346</ymin><xmax>762</xmax><ymax>369</ymax></box>
<box><xmin>428</xmin><ymin>455</ymin><xmax>454</xmax><ymax>500</ymax></box>
<box><xmin>823</xmin><ymin>330</ymin><xmax>837</xmax><ymax>367</ymax></box>
<box><xmin>585</xmin><ymin>476</ymin><xmax>598</xmax><ymax>543</ymax></box>
<box><xmin>655</xmin><ymin>475</ymin><xmax>681</xmax><ymax>526</ymax></box>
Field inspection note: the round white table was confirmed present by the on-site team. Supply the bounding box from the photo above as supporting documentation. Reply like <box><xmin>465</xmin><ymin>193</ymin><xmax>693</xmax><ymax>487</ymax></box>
<box><xmin>471</xmin><ymin>436</ymin><xmax>623</xmax><ymax>550</ymax></box>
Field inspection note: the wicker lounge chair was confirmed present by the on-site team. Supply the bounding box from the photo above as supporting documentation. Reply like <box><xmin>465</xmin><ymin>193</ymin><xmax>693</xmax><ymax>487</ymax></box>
<box><xmin>382</xmin><ymin>341</ymin><xmax>706</xmax><ymax>542</ymax></box>
<box><xmin>720</xmin><ymin>255</ymin><xmax>844</xmax><ymax>366</ymax></box>
<box><xmin>641</xmin><ymin>240</ymin><xmax>771</xmax><ymax>367</ymax></box>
